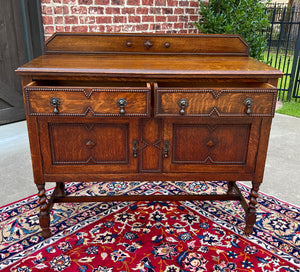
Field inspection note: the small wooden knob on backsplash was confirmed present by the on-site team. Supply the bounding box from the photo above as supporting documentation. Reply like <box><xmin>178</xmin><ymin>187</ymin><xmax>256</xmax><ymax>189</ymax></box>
<box><xmin>126</xmin><ymin>41</ymin><xmax>133</xmax><ymax>48</ymax></box>
<box><xmin>164</xmin><ymin>42</ymin><xmax>171</xmax><ymax>48</ymax></box>
<box><xmin>144</xmin><ymin>40</ymin><xmax>154</xmax><ymax>50</ymax></box>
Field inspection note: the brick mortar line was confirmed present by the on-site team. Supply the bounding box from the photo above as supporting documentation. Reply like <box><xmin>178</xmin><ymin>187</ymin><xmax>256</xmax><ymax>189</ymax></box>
<box><xmin>41</xmin><ymin>0</ymin><xmax>201</xmax><ymax>4</ymax></box>
<box><xmin>44</xmin><ymin>25</ymin><xmax>197</xmax><ymax>30</ymax></box>
<box><xmin>41</xmin><ymin>13</ymin><xmax>200</xmax><ymax>19</ymax></box>
<box><xmin>41</xmin><ymin>6</ymin><xmax>199</xmax><ymax>11</ymax></box>
<box><xmin>41</xmin><ymin>2</ymin><xmax>200</xmax><ymax>8</ymax></box>
<box><xmin>44</xmin><ymin>23</ymin><xmax>197</xmax><ymax>28</ymax></box>
<box><xmin>44</xmin><ymin>25</ymin><xmax>199</xmax><ymax>28</ymax></box>
<box><xmin>42</xmin><ymin>14</ymin><xmax>200</xmax><ymax>25</ymax></box>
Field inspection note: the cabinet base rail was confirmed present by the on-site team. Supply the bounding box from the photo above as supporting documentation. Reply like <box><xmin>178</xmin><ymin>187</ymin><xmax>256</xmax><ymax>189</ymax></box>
<box><xmin>37</xmin><ymin>181</ymin><xmax>257</xmax><ymax>238</ymax></box>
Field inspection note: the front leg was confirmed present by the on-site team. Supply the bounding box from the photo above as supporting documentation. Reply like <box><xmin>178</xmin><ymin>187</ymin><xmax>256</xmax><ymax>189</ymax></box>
<box><xmin>244</xmin><ymin>180</ymin><xmax>261</xmax><ymax>235</ymax></box>
<box><xmin>36</xmin><ymin>184</ymin><xmax>51</xmax><ymax>238</ymax></box>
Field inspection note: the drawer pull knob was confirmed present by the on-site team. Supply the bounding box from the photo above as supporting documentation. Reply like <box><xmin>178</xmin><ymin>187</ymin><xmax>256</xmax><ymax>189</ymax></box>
<box><xmin>50</xmin><ymin>97</ymin><xmax>60</xmax><ymax>114</ymax></box>
<box><xmin>164</xmin><ymin>140</ymin><xmax>169</xmax><ymax>158</ymax></box>
<box><xmin>244</xmin><ymin>98</ymin><xmax>253</xmax><ymax>115</ymax></box>
<box><xmin>132</xmin><ymin>140</ymin><xmax>138</xmax><ymax>158</ymax></box>
<box><xmin>117</xmin><ymin>98</ymin><xmax>127</xmax><ymax>114</ymax></box>
<box><xmin>178</xmin><ymin>98</ymin><xmax>189</xmax><ymax>115</ymax></box>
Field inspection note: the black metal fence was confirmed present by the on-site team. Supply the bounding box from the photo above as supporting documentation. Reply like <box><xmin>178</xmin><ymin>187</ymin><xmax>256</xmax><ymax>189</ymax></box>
<box><xmin>264</xmin><ymin>4</ymin><xmax>300</xmax><ymax>101</ymax></box>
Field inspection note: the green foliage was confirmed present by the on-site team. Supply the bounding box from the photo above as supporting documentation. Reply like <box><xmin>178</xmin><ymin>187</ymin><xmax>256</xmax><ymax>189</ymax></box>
<box><xmin>194</xmin><ymin>0</ymin><xmax>270</xmax><ymax>60</ymax></box>
<box><xmin>276</xmin><ymin>101</ymin><xmax>300</xmax><ymax>118</ymax></box>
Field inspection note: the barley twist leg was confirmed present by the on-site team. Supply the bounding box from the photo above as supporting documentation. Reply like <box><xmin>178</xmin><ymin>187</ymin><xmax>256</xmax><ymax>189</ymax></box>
<box><xmin>37</xmin><ymin>184</ymin><xmax>51</xmax><ymax>238</ymax></box>
<box><xmin>244</xmin><ymin>181</ymin><xmax>260</xmax><ymax>235</ymax></box>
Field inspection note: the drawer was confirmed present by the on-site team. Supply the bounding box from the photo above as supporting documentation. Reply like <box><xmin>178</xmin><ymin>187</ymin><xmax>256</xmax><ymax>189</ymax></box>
<box><xmin>154</xmin><ymin>83</ymin><xmax>277</xmax><ymax>117</ymax></box>
<box><xmin>24</xmin><ymin>81</ymin><xmax>151</xmax><ymax>117</ymax></box>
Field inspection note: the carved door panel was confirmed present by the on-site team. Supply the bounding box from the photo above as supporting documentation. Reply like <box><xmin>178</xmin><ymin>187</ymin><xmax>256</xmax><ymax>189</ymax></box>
<box><xmin>163</xmin><ymin>118</ymin><xmax>260</xmax><ymax>174</ymax></box>
<box><xmin>39</xmin><ymin>118</ymin><xmax>139</xmax><ymax>174</ymax></box>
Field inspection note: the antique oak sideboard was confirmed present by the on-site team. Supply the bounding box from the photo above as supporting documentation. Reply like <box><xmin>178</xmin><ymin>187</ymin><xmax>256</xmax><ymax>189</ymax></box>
<box><xmin>16</xmin><ymin>33</ymin><xmax>282</xmax><ymax>238</ymax></box>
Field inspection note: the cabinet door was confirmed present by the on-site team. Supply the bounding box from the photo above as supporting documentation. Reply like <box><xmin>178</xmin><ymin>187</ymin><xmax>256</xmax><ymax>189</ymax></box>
<box><xmin>163</xmin><ymin>118</ymin><xmax>260</xmax><ymax>174</ymax></box>
<box><xmin>39</xmin><ymin>118</ymin><xmax>139</xmax><ymax>174</ymax></box>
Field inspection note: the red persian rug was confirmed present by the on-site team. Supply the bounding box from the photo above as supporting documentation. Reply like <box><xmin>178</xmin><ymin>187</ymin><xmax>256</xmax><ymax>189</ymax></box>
<box><xmin>0</xmin><ymin>181</ymin><xmax>299</xmax><ymax>272</ymax></box>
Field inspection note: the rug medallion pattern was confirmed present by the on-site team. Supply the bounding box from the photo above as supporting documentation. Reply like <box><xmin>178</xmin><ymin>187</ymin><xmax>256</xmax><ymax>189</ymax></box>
<box><xmin>0</xmin><ymin>181</ymin><xmax>299</xmax><ymax>271</ymax></box>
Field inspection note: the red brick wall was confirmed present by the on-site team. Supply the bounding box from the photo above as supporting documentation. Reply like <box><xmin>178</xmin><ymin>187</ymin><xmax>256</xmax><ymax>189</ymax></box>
<box><xmin>41</xmin><ymin>0</ymin><xmax>201</xmax><ymax>40</ymax></box>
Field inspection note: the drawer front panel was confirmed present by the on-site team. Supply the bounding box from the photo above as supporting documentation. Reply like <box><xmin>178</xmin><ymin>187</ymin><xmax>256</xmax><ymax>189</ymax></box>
<box><xmin>39</xmin><ymin>119</ymin><xmax>139</xmax><ymax>174</ymax></box>
<box><xmin>155</xmin><ymin>88</ymin><xmax>277</xmax><ymax>117</ymax></box>
<box><xmin>25</xmin><ymin>86</ymin><xmax>150</xmax><ymax>117</ymax></box>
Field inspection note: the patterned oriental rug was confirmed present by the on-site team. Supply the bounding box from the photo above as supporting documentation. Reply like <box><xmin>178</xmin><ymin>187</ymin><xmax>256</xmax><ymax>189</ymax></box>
<box><xmin>0</xmin><ymin>181</ymin><xmax>299</xmax><ymax>272</ymax></box>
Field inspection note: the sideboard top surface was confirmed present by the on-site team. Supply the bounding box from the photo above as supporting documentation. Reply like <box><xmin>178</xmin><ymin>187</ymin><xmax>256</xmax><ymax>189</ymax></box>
<box><xmin>16</xmin><ymin>33</ymin><xmax>283</xmax><ymax>79</ymax></box>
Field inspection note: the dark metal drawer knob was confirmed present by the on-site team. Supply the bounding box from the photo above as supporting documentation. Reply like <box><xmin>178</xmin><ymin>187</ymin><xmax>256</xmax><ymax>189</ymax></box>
<box><xmin>244</xmin><ymin>98</ymin><xmax>253</xmax><ymax>115</ymax></box>
<box><xmin>164</xmin><ymin>140</ymin><xmax>169</xmax><ymax>158</ymax></box>
<box><xmin>50</xmin><ymin>97</ymin><xmax>60</xmax><ymax>114</ymax></box>
<box><xmin>132</xmin><ymin>140</ymin><xmax>138</xmax><ymax>158</ymax></box>
<box><xmin>117</xmin><ymin>98</ymin><xmax>127</xmax><ymax>114</ymax></box>
<box><xmin>178</xmin><ymin>98</ymin><xmax>189</xmax><ymax>115</ymax></box>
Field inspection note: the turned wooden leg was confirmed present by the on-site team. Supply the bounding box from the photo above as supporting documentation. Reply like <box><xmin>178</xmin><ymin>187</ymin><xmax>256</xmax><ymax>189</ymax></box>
<box><xmin>56</xmin><ymin>182</ymin><xmax>65</xmax><ymax>197</ymax></box>
<box><xmin>227</xmin><ymin>181</ymin><xmax>235</xmax><ymax>194</ymax></box>
<box><xmin>244</xmin><ymin>181</ymin><xmax>260</xmax><ymax>235</ymax></box>
<box><xmin>37</xmin><ymin>184</ymin><xmax>51</xmax><ymax>238</ymax></box>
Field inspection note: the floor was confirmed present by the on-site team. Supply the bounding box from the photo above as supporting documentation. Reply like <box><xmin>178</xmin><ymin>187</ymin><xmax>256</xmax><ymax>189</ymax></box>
<box><xmin>0</xmin><ymin>114</ymin><xmax>299</xmax><ymax>207</ymax></box>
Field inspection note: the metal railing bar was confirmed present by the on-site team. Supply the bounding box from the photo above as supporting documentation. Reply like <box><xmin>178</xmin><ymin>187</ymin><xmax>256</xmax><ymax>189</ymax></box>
<box><xmin>275</xmin><ymin>6</ymin><xmax>286</xmax><ymax>66</ymax></box>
